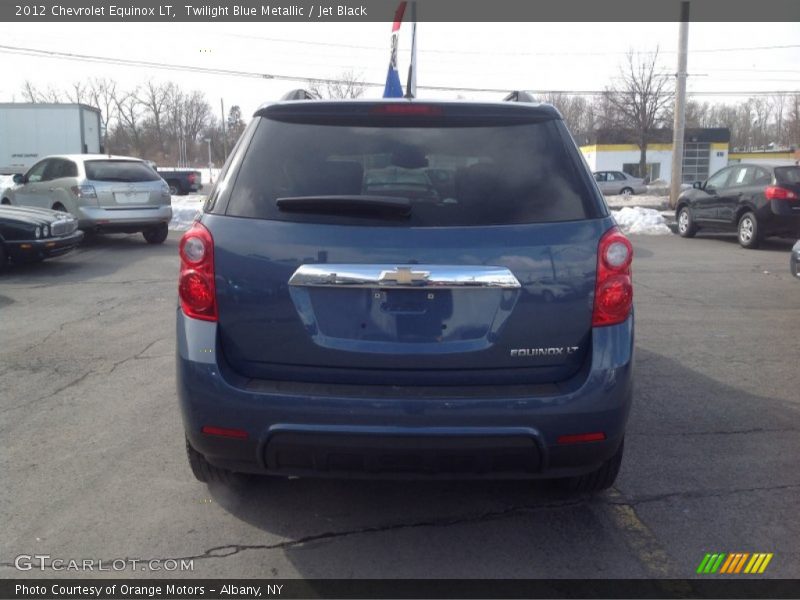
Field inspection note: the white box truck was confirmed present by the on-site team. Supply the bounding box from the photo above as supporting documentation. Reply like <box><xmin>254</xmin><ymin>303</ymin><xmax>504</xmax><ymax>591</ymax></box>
<box><xmin>0</xmin><ymin>103</ymin><xmax>102</xmax><ymax>175</ymax></box>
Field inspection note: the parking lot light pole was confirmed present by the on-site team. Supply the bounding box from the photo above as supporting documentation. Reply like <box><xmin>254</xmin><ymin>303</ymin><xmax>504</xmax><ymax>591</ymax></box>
<box><xmin>204</xmin><ymin>138</ymin><xmax>212</xmax><ymax>183</ymax></box>
<box><xmin>670</xmin><ymin>1</ymin><xmax>690</xmax><ymax>210</ymax></box>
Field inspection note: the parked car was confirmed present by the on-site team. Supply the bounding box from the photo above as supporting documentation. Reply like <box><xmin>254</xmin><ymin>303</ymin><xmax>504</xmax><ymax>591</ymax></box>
<box><xmin>791</xmin><ymin>240</ymin><xmax>800</xmax><ymax>279</ymax></box>
<box><xmin>2</xmin><ymin>155</ymin><xmax>172</xmax><ymax>244</ymax></box>
<box><xmin>676</xmin><ymin>162</ymin><xmax>800</xmax><ymax>249</ymax></box>
<box><xmin>593</xmin><ymin>171</ymin><xmax>647</xmax><ymax>196</ymax></box>
<box><xmin>154</xmin><ymin>167</ymin><xmax>203</xmax><ymax>195</ymax></box>
<box><xmin>0</xmin><ymin>205</ymin><xmax>83</xmax><ymax>270</ymax></box>
<box><xmin>177</xmin><ymin>97</ymin><xmax>634</xmax><ymax>493</ymax></box>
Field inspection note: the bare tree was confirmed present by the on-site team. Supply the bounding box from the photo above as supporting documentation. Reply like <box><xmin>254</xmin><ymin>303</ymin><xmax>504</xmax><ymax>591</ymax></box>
<box><xmin>605</xmin><ymin>48</ymin><xmax>674</xmax><ymax>178</ymax></box>
<box><xmin>115</xmin><ymin>88</ymin><xmax>145</xmax><ymax>155</ymax></box>
<box><xmin>307</xmin><ymin>70</ymin><xmax>366</xmax><ymax>99</ymax></box>
<box><xmin>139</xmin><ymin>81</ymin><xmax>171</xmax><ymax>156</ymax></box>
<box><xmin>88</xmin><ymin>78</ymin><xmax>119</xmax><ymax>152</ymax></box>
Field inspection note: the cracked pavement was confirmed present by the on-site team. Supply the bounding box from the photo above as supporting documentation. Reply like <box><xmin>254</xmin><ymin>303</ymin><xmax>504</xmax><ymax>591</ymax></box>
<box><xmin>1</xmin><ymin>231</ymin><xmax>798</xmax><ymax>579</ymax></box>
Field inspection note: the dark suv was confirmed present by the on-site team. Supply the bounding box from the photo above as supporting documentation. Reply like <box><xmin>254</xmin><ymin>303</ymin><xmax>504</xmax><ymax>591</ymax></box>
<box><xmin>176</xmin><ymin>97</ymin><xmax>635</xmax><ymax>493</ymax></box>
<box><xmin>676</xmin><ymin>162</ymin><xmax>800</xmax><ymax>248</ymax></box>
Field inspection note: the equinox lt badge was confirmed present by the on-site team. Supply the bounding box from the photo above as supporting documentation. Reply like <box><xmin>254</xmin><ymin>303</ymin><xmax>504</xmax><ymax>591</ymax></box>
<box><xmin>511</xmin><ymin>347</ymin><xmax>579</xmax><ymax>357</ymax></box>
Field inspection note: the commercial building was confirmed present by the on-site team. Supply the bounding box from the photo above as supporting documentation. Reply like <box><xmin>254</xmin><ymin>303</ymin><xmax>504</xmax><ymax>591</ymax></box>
<box><xmin>580</xmin><ymin>128</ymin><xmax>730</xmax><ymax>183</ymax></box>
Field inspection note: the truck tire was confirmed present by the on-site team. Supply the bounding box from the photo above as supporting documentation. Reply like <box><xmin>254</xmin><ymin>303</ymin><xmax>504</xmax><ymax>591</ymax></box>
<box><xmin>167</xmin><ymin>180</ymin><xmax>180</xmax><ymax>196</ymax></box>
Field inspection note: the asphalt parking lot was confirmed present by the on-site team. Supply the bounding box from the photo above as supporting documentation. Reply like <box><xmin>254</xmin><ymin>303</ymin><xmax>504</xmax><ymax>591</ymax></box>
<box><xmin>1</xmin><ymin>231</ymin><xmax>798</xmax><ymax>579</ymax></box>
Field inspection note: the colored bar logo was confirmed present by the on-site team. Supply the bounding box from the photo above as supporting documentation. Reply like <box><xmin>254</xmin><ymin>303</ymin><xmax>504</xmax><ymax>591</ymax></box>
<box><xmin>697</xmin><ymin>553</ymin><xmax>773</xmax><ymax>574</ymax></box>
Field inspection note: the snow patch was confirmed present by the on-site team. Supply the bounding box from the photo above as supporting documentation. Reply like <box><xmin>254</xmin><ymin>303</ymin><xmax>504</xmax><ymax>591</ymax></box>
<box><xmin>612</xmin><ymin>206</ymin><xmax>672</xmax><ymax>236</ymax></box>
<box><xmin>170</xmin><ymin>195</ymin><xmax>205</xmax><ymax>231</ymax></box>
<box><xmin>0</xmin><ymin>175</ymin><xmax>17</xmax><ymax>197</ymax></box>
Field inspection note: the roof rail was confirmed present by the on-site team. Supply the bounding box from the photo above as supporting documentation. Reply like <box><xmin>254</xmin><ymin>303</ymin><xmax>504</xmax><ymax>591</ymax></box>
<box><xmin>280</xmin><ymin>89</ymin><xmax>320</xmax><ymax>101</ymax></box>
<box><xmin>503</xmin><ymin>91</ymin><xmax>537</xmax><ymax>103</ymax></box>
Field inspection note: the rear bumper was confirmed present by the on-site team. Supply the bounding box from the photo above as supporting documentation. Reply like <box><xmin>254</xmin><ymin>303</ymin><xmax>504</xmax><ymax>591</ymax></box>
<box><xmin>77</xmin><ymin>205</ymin><xmax>172</xmax><ymax>231</ymax></box>
<box><xmin>5</xmin><ymin>230</ymin><xmax>84</xmax><ymax>261</ymax></box>
<box><xmin>176</xmin><ymin>312</ymin><xmax>634</xmax><ymax>479</ymax></box>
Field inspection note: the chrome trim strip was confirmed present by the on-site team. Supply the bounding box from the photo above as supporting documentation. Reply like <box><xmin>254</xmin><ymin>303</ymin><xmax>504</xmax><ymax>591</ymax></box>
<box><xmin>288</xmin><ymin>264</ymin><xmax>521</xmax><ymax>289</ymax></box>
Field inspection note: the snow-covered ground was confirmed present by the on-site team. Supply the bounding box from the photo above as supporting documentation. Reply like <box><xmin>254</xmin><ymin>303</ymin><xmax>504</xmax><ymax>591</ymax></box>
<box><xmin>169</xmin><ymin>194</ymin><xmax>206</xmax><ymax>230</ymax></box>
<box><xmin>612</xmin><ymin>206</ymin><xmax>672</xmax><ymax>235</ymax></box>
<box><xmin>0</xmin><ymin>175</ymin><xmax>16</xmax><ymax>197</ymax></box>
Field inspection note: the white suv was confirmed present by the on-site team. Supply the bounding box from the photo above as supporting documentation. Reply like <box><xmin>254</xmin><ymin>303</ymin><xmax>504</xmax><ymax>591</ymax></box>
<box><xmin>2</xmin><ymin>154</ymin><xmax>172</xmax><ymax>244</ymax></box>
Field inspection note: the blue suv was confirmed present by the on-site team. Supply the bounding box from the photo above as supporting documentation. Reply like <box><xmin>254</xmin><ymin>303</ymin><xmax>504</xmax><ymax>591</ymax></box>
<box><xmin>176</xmin><ymin>95</ymin><xmax>634</xmax><ymax>493</ymax></box>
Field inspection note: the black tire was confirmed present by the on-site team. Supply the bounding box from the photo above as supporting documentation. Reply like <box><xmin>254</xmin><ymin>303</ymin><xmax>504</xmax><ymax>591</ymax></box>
<box><xmin>1</xmin><ymin>198</ymin><xmax>10</xmax><ymax>205</ymax></box>
<box><xmin>737</xmin><ymin>211</ymin><xmax>762</xmax><ymax>249</ymax></box>
<box><xmin>142</xmin><ymin>223</ymin><xmax>169</xmax><ymax>244</ymax></box>
<box><xmin>167</xmin><ymin>181</ymin><xmax>180</xmax><ymax>196</ymax></box>
<box><xmin>186</xmin><ymin>438</ymin><xmax>237</xmax><ymax>484</ymax></box>
<box><xmin>558</xmin><ymin>439</ymin><xmax>624</xmax><ymax>493</ymax></box>
<box><xmin>0</xmin><ymin>242</ymin><xmax>7</xmax><ymax>272</ymax></box>
<box><xmin>52</xmin><ymin>203</ymin><xmax>67</xmax><ymax>212</ymax></box>
<box><xmin>677</xmin><ymin>206</ymin><xmax>697</xmax><ymax>238</ymax></box>
<box><xmin>620</xmin><ymin>187</ymin><xmax>634</xmax><ymax>196</ymax></box>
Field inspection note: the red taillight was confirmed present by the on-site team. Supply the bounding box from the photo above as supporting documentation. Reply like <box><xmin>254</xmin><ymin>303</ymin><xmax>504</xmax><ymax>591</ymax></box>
<box><xmin>201</xmin><ymin>425</ymin><xmax>248</xmax><ymax>439</ymax></box>
<box><xmin>765</xmin><ymin>186</ymin><xmax>798</xmax><ymax>200</ymax></box>
<box><xmin>592</xmin><ymin>226</ymin><xmax>633</xmax><ymax>327</ymax></box>
<box><xmin>370</xmin><ymin>104</ymin><xmax>444</xmax><ymax>116</ymax></box>
<box><xmin>557</xmin><ymin>432</ymin><xmax>607</xmax><ymax>445</ymax></box>
<box><xmin>188</xmin><ymin>173</ymin><xmax>197</xmax><ymax>184</ymax></box>
<box><xmin>179</xmin><ymin>222</ymin><xmax>217</xmax><ymax>321</ymax></box>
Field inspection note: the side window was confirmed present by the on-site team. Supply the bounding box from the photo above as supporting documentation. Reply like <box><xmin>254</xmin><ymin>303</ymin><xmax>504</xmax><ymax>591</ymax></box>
<box><xmin>753</xmin><ymin>168</ymin><xmax>772</xmax><ymax>186</ymax></box>
<box><xmin>594</xmin><ymin>172</ymin><xmax>606</xmax><ymax>182</ymax></box>
<box><xmin>42</xmin><ymin>160</ymin><xmax>63</xmax><ymax>182</ymax></box>
<box><xmin>706</xmin><ymin>167</ymin><xmax>732</xmax><ymax>190</ymax></box>
<box><xmin>613</xmin><ymin>172</ymin><xmax>627</xmax><ymax>181</ymax></box>
<box><xmin>730</xmin><ymin>166</ymin><xmax>751</xmax><ymax>187</ymax></box>
<box><xmin>25</xmin><ymin>160</ymin><xmax>49</xmax><ymax>183</ymax></box>
<box><xmin>61</xmin><ymin>160</ymin><xmax>78</xmax><ymax>178</ymax></box>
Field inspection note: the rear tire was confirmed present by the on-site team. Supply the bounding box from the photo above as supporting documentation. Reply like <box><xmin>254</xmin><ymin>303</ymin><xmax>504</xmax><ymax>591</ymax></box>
<box><xmin>1</xmin><ymin>198</ymin><xmax>10</xmax><ymax>205</ymax></box>
<box><xmin>620</xmin><ymin>187</ymin><xmax>634</xmax><ymax>196</ymax></box>
<box><xmin>52</xmin><ymin>203</ymin><xmax>67</xmax><ymax>212</ymax></box>
<box><xmin>143</xmin><ymin>223</ymin><xmax>168</xmax><ymax>244</ymax></box>
<box><xmin>186</xmin><ymin>438</ymin><xmax>237</xmax><ymax>485</ymax></box>
<box><xmin>558</xmin><ymin>439</ymin><xmax>624</xmax><ymax>493</ymax></box>
<box><xmin>167</xmin><ymin>181</ymin><xmax>179</xmax><ymax>196</ymax></box>
<box><xmin>738</xmin><ymin>211</ymin><xmax>761</xmax><ymax>249</ymax></box>
<box><xmin>0</xmin><ymin>243</ymin><xmax>7</xmax><ymax>272</ymax></box>
<box><xmin>677</xmin><ymin>206</ymin><xmax>697</xmax><ymax>238</ymax></box>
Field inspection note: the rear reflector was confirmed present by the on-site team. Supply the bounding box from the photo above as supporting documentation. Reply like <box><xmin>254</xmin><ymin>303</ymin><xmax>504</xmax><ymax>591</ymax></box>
<box><xmin>557</xmin><ymin>432</ymin><xmax>606</xmax><ymax>445</ymax></box>
<box><xmin>370</xmin><ymin>104</ymin><xmax>444</xmax><ymax>116</ymax></box>
<box><xmin>765</xmin><ymin>186</ymin><xmax>798</xmax><ymax>200</ymax></box>
<box><xmin>201</xmin><ymin>426</ymin><xmax>248</xmax><ymax>440</ymax></box>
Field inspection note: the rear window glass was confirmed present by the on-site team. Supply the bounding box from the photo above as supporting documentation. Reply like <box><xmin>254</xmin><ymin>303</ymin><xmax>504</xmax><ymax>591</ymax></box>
<box><xmin>775</xmin><ymin>166</ymin><xmax>800</xmax><ymax>185</ymax></box>
<box><xmin>225</xmin><ymin>118</ymin><xmax>598</xmax><ymax>226</ymax></box>
<box><xmin>84</xmin><ymin>160</ymin><xmax>160</xmax><ymax>182</ymax></box>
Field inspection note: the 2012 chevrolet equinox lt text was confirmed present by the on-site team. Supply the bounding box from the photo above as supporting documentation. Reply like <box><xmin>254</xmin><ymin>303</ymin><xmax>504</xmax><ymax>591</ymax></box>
<box><xmin>176</xmin><ymin>97</ymin><xmax>634</xmax><ymax>493</ymax></box>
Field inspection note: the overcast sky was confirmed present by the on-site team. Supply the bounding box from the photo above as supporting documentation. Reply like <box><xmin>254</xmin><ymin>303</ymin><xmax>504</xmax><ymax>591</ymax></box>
<box><xmin>1</xmin><ymin>22</ymin><xmax>798</xmax><ymax>118</ymax></box>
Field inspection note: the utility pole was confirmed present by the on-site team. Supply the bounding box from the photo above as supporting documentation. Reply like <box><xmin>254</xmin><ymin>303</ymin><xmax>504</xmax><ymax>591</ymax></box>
<box><xmin>220</xmin><ymin>97</ymin><xmax>228</xmax><ymax>161</ymax></box>
<box><xmin>669</xmin><ymin>1</ymin><xmax>690</xmax><ymax>209</ymax></box>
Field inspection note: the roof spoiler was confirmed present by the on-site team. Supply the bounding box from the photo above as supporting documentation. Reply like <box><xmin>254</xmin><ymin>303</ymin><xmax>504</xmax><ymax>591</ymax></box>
<box><xmin>280</xmin><ymin>89</ymin><xmax>320</xmax><ymax>101</ymax></box>
<box><xmin>503</xmin><ymin>91</ymin><xmax>536</xmax><ymax>103</ymax></box>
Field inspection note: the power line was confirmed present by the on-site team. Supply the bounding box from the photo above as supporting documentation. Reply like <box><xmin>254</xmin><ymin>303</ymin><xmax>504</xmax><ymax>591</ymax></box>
<box><xmin>0</xmin><ymin>43</ymin><xmax>797</xmax><ymax>98</ymax></box>
<box><xmin>214</xmin><ymin>32</ymin><xmax>800</xmax><ymax>57</ymax></box>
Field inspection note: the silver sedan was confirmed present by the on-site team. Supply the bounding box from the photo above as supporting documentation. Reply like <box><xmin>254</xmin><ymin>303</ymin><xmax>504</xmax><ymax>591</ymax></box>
<box><xmin>593</xmin><ymin>171</ymin><xmax>648</xmax><ymax>196</ymax></box>
<box><xmin>2</xmin><ymin>154</ymin><xmax>172</xmax><ymax>244</ymax></box>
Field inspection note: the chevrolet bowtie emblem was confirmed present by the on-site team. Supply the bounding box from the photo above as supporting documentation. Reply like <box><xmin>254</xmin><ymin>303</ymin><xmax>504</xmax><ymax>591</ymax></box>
<box><xmin>378</xmin><ymin>267</ymin><xmax>430</xmax><ymax>286</ymax></box>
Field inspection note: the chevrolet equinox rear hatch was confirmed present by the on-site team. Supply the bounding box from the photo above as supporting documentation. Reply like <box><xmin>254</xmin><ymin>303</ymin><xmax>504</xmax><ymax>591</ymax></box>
<box><xmin>206</xmin><ymin>101</ymin><xmax>609</xmax><ymax>385</ymax></box>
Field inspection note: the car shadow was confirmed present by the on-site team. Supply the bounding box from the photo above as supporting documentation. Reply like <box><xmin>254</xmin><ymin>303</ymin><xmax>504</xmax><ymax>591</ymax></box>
<box><xmin>202</xmin><ymin>346</ymin><xmax>799</xmax><ymax>578</ymax></box>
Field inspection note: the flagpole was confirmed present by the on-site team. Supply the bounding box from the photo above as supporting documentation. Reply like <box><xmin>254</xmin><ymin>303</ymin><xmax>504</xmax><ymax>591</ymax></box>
<box><xmin>382</xmin><ymin>1</ymin><xmax>407</xmax><ymax>98</ymax></box>
<box><xmin>404</xmin><ymin>2</ymin><xmax>417</xmax><ymax>99</ymax></box>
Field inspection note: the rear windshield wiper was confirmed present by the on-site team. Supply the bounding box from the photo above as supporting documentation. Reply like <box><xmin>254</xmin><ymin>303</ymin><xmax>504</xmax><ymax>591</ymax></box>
<box><xmin>276</xmin><ymin>195</ymin><xmax>411</xmax><ymax>218</ymax></box>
